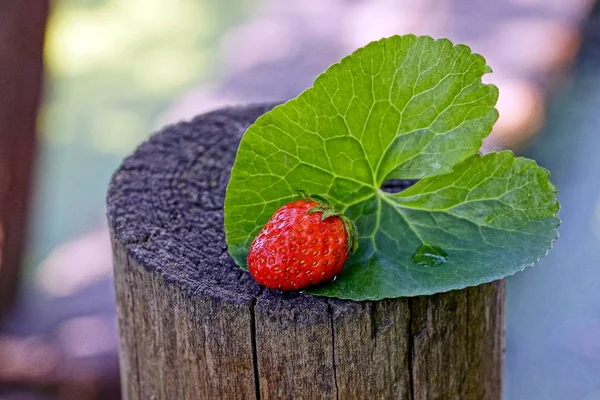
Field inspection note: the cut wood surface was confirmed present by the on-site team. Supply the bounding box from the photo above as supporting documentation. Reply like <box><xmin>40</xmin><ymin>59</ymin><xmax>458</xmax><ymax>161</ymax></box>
<box><xmin>108</xmin><ymin>104</ymin><xmax>505</xmax><ymax>400</ymax></box>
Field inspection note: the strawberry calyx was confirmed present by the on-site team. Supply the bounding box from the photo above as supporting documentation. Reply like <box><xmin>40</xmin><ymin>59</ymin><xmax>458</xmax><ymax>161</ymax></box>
<box><xmin>296</xmin><ymin>189</ymin><xmax>359</xmax><ymax>254</ymax></box>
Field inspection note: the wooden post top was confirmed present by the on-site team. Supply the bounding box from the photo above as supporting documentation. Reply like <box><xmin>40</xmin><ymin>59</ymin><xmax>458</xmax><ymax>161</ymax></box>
<box><xmin>108</xmin><ymin>104</ymin><xmax>281</xmax><ymax>304</ymax></box>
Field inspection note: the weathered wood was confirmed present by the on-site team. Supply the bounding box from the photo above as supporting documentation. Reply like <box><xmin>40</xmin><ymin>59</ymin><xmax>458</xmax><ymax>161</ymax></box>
<box><xmin>108</xmin><ymin>105</ymin><xmax>505</xmax><ymax>400</ymax></box>
<box><xmin>0</xmin><ymin>0</ymin><xmax>48</xmax><ymax>314</ymax></box>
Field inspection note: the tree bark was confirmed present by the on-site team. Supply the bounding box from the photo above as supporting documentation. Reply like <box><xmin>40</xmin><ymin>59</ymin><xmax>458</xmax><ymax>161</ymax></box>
<box><xmin>0</xmin><ymin>0</ymin><xmax>48</xmax><ymax>314</ymax></box>
<box><xmin>108</xmin><ymin>104</ymin><xmax>505</xmax><ymax>400</ymax></box>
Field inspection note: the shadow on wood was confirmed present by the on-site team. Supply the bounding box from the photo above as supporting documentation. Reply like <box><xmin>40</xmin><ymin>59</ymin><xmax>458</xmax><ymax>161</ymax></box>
<box><xmin>107</xmin><ymin>105</ymin><xmax>505</xmax><ymax>400</ymax></box>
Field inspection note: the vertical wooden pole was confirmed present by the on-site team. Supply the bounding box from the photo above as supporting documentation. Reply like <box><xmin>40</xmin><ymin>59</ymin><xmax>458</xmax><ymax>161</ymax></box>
<box><xmin>0</xmin><ymin>0</ymin><xmax>48</xmax><ymax>314</ymax></box>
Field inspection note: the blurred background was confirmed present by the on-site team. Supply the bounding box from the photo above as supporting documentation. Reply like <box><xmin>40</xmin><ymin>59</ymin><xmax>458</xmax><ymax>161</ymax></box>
<box><xmin>0</xmin><ymin>0</ymin><xmax>599</xmax><ymax>398</ymax></box>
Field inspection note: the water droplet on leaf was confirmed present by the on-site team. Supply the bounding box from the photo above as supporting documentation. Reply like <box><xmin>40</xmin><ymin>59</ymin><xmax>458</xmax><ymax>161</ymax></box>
<box><xmin>412</xmin><ymin>243</ymin><xmax>448</xmax><ymax>267</ymax></box>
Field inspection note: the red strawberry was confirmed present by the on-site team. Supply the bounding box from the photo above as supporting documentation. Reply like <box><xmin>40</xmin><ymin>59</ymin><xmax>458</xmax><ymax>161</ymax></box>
<box><xmin>247</xmin><ymin>192</ymin><xmax>358</xmax><ymax>291</ymax></box>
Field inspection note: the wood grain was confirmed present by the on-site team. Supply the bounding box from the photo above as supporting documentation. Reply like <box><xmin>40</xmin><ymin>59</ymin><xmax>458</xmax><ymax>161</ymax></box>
<box><xmin>108</xmin><ymin>105</ymin><xmax>505</xmax><ymax>399</ymax></box>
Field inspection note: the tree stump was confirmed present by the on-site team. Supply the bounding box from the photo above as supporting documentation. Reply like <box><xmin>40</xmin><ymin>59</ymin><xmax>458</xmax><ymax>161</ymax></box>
<box><xmin>107</xmin><ymin>104</ymin><xmax>505</xmax><ymax>400</ymax></box>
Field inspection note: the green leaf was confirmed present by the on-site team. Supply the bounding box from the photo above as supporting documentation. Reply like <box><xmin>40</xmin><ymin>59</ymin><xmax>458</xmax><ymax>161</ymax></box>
<box><xmin>224</xmin><ymin>35</ymin><xmax>560</xmax><ymax>300</ymax></box>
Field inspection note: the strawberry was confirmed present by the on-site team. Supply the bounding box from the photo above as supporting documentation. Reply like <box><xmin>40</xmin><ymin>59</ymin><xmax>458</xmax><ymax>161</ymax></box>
<box><xmin>247</xmin><ymin>191</ymin><xmax>358</xmax><ymax>291</ymax></box>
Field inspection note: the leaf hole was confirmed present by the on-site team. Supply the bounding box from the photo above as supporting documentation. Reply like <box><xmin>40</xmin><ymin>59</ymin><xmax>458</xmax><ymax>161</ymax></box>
<box><xmin>380</xmin><ymin>179</ymin><xmax>418</xmax><ymax>193</ymax></box>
